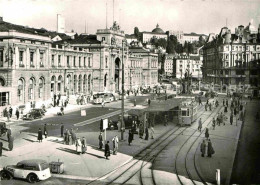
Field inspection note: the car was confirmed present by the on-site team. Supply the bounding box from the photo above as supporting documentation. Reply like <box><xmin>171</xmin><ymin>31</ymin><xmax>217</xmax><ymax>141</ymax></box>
<box><xmin>0</xmin><ymin>159</ymin><xmax>51</xmax><ymax>183</ymax></box>
<box><xmin>0</xmin><ymin>122</ymin><xmax>7</xmax><ymax>137</ymax></box>
<box><xmin>23</xmin><ymin>109</ymin><xmax>44</xmax><ymax>120</ymax></box>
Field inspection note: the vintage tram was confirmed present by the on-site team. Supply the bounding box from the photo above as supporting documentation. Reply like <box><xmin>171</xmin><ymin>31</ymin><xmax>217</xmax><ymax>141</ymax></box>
<box><xmin>178</xmin><ymin>98</ymin><xmax>198</xmax><ymax>126</ymax></box>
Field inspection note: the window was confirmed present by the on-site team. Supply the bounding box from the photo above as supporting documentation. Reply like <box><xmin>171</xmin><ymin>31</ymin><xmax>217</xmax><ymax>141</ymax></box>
<box><xmin>40</xmin><ymin>53</ymin><xmax>44</xmax><ymax>66</ymax></box>
<box><xmin>51</xmin><ymin>55</ymin><xmax>55</xmax><ymax>66</ymax></box>
<box><xmin>79</xmin><ymin>57</ymin><xmax>81</xmax><ymax>67</ymax></box>
<box><xmin>58</xmin><ymin>55</ymin><xmax>61</xmax><ymax>66</ymax></box>
<box><xmin>19</xmin><ymin>51</ymin><xmax>24</xmax><ymax>65</ymax></box>
<box><xmin>74</xmin><ymin>56</ymin><xmax>76</xmax><ymax>67</ymax></box>
<box><xmin>105</xmin><ymin>57</ymin><xmax>108</xmax><ymax>68</ymax></box>
<box><xmin>30</xmin><ymin>52</ymin><xmax>34</xmax><ymax>66</ymax></box>
<box><xmin>67</xmin><ymin>56</ymin><xmax>70</xmax><ymax>66</ymax></box>
<box><xmin>0</xmin><ymin>92</ymin><xmax>10</xmax><ymax>106</ymax></box>
<box><xmin>84</xmin><ymin>57</ymin><xmax>86</xmax><ymax>67</ymax></box>
<box><xmin>29</xmin><ymin>79</ymin><xmax>34</xmax><ymax>100</ymax></box>
<box><xmin>88</xmin><ymin>57</ymin><xmax>91</xmax><ymax>67</ymax></box>
<box><xmin>102</xmin><ymin>37</ymin><xmax>105</xmax><ymax>41</ymax></box>
<box><xmin>39</xmin><ymin>78</ymin><xmax>43</xmax><ymax>98</ymax></box>
<box><xmin>0</xmin><ymin>50</ymin><xmax>3</xmax><ymax>67</ymax></box>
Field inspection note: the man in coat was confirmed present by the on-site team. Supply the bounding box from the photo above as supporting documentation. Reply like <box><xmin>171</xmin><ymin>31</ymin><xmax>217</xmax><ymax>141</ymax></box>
<box><xmin>38</xmin><ymin>128</ymin><xmax>43</xmax><ymax>142</ymax></box>
<box><xmin>9</xmin><ymin>107</ymin><xmax>13</xmax><ymax>118</ymax></box>
<box><xmin>139</xmin><ymin>122</ymin><xmax>144</xmax><ymax>139</ymax></box>
<box><xmin>75</xmin><ymin>138</ymin><xmax>82</xmax><ymax>154</ymax></box>
<box><xmin>71</xmin><ymin>129</ymin><xmax>76</xmax><ymax>145</ymax></box>
<box><xmin>128</xmin><ymin>130</ymin><xmax>133</xmax><ymax>145</ymax></box>
<box><xmin>8</xmin><ymin>135</ymin><xmax>14</xmax><ymax>151</ymax></box>
<box><xmin>198</xmin><ymin>118</ymin><xmax>202</xmax><ymax>132</ymax></box>
<box><xmin>0</xmin><ymin>141</ymin><xmax>3</xmax><ymax>156</ymax></box>
<box><xmin>60</xmin><ymin>123</ymin><xmax>64</xmax><ymax>137</ymax></box>
<box><xmin>145</xmin><ymin>127</ymin><xmax>149</xmax><ymax>140</ymax></box>
<box><xmin>205</xmin><ymin>128</ymin><xmax>209</xmax><ymax>139</ymax></box>
<box><xmin>104</xmin><ymin>141</ymin><xmax>110</xmax><ymax>160</ymax></box>
<box><xmin>81</xmin><ymin>137</ymin><xmax>87</xmax><ymax>154</ymax></box>
<box><xmin>7</xmin><ymin>128</ymin><xmax>12</xmax><ymax>142</ymax></box>
<box><xmin>230</xmin><ymin>114</ymin><xmax>233</xmax><ymax>125</ymax></box>
<box><xmin>112</xmin><ymin>135</ymin><xmax>119</xmax><ymax>155</ymax></box>
<box><xmin>98</xmin><ymin>132</ymin><xmax>103</xmax><ymax>149</ymax></box>
<box><xmin>15</xmin><ymin>109</ymin><xmax>20</xmax><ymax>120</ymax></box>
<box><xmin>207</xmin><ymin>139</ymin><xmax>215</xmax><ymax>157</ymax></box>
<box><xmin>200</xmin><ymin>140</ymin><xmax>206</xmax><ymax>157</ymax></box>
<box><xmin>43</xmin><ymin>124</ymin><xmax>48</xmax><ymax>138</ymax></box>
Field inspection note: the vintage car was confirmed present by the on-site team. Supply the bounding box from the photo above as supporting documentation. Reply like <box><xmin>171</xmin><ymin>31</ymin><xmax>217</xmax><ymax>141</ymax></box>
<box><xmin>22</xmin><ymin>109</ymin><xmax>44</xmax><ymax>120</ymax></box>
<box><xmin>0</xmin><ymin>159</ymin><xmax>51</xmax><ymax>183</ymax></box>
<box><xmin>0</xmin><ymin>122</ymin><xmax>8</xmax><ymax>137</ymax></box>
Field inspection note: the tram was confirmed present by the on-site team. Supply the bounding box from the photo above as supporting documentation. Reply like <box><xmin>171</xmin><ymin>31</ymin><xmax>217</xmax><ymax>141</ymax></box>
<box><xmin>178</xmin><ymin>98</ymin><xmax>198</xmax><ymax>126</ymax></box>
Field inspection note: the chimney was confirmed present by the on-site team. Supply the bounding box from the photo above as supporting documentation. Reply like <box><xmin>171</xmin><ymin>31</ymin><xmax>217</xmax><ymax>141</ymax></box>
<box><xmin>0</xmin><ymin>17</ymin><xmax>3</xmax><ymax>22</ymax></box>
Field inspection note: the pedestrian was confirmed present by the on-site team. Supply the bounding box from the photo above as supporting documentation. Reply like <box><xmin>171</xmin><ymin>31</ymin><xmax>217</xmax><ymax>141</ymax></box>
<box><xmin>198</xmin><ymin>118</ymin><xmax>202</xmax><ymax>132</ymax></box>
<box><xmin>60</xmin><ymin>106</ymin><xmax>64</xmax><ymax>115</ymax></box>
<box><xmin>15</xmin><ymin>109</ymin><xmax>20</xmax><ymax>120</ymax></box>
<box><xmin>134</xmin><ymin>99</ymin><xmax>136</xmax><ymax>107</ymax></box>
<box><xmin>75</xmin><ymin>137</ymin><xmax>82</xmax><ymax>154</ymax></box>
<box><xmin>199</xmin><ymin>97</ymin><xmax>202</xmax><ymax>105</ymax></box>
<box><xmin>101</xmin><ymin>98</ymin><xmax>105</xmax><ymax>108</ymax></box>
<box><xmin>220</xmin><ymin>112</ymin><xmax>224</xmax><ymax>125</ymax></box>
<box><xmin>81</xmin><ymin>137</ymin><xmax>87</xmax><ymax>154</ymax></box>
<box><xmin>226</xmin><ymin>99</ymin><xmax>228</xmax><ymax>107</ymax></box>
<box><xmin>212</xmin><ymin>118</ymin><xmax>216</xmax><ymax>130</ymax></box>
<box><xmin>65</xmin><ymin>129</ymin><xmax>70</xmax><ymax>145</ymax></box>
<box><xmin>139</xmin><ymin>122</ymin><xmax>144</xmax><ymax>139</ymax></box>
<box><xmin>9</xmin><ymin>107</ymin><xmax>13</xmax><ymax>118</ymax></box>
<box><xmin>216</xmin><ymin>113</ymin><xmax>220</xmax><ymax>126</ymax></box>
<box><xmin>150</xmin><ymin>126</ymin><xmax>155</xmax><ymax>139</ymax></box>
<box><xmin>234</xmin><ymin>107</ymin><xmax>237</xmax><ymax>117</ymax></box>
<box><xmin>38</xmin><ymin>128</ymin><xmax>43</xmax><ymax>142</ymax></box>
<box><xmin>128</xmin><ymin>130</ymin><xmax>133</xmax><ymax>145</ymax></box>
<box><xmin>205</xmin><ymin>128</ymin><xmax>209</xmax><ymax>139</ymax></box>
<box><xmin>205</xmin><ymin>103</ymin><xmax>208</xmax><ymax>111</ymax></box>
<box><xmin>64</xmin><ymin>99</ymin><xmax>68</xmax><ymax>107</ymax></box>
<box><xmin>112</xmin><ymin>135</ymin><xmax>119</xmax><ymax>155</ymax></box>
<box><xmin>98</xmin><ymin>132</ymin><xmax>103</xmax><ymax>149</ymax></box>
<box><xmin>58</xmin><ymin>93</ymin><xmax>61</xmax><ymax>100</ymax></box>
<box><xmin>224</xmin><ymin>105</ymin><xmax>228</xmax><ymax>113</ymax></box>
<box><xmin>148</xmin><ymin>98</ymin><xmax>151</xmax><ymax>106</ymax></box>
<box><xmin>207</xmin><ymin>139</ymin><xmax>215</xmax><ymax>157</ymax></box>
<box><xmin>164</xmin><ymin>114</ymin><xmax>168</xmax><ymax>126</ymax></box>
<box><xmin>0</xmin><ymin>141</ymin><xmax>2</xmax><ymax>156</ymax></box>
<box><xmin>223</xmin><ymin>99</ymin><xmax>225</xmax><ymax>106</ymax></box>
<box><xmin>64</xmin><ymin>129</ymin><xmax>68</xmax><ymax>144</ymax></box>
<box><xmin>145</xmin><ymin>127</ymin><xmax>149</xmax><ymax>140</ymax></box>
<box><xmin>8</xmin><ymin>135</ymin><xmax>14</xmax><ymax>151</ymax></box>
<box><xmin>43</xmin><ymin>124</ymin><xmax>48</xmax><ymax>138</ymax></box>
<box><xmin>60</xmin><ymin>123</ymin><xmax>64</xmax><ymax>137</ymax></box>
<box><xmin>3</xmin><ymin>107</ymin><xmax>7</xmax><ymax>117</ymax></box>
<box><xmin>7</xmin><ymin>128</ymin><xmax>11</xmax><ymax>142</ymax></box>
<box><xmin>200</xmin><ymin>140</ymin><xmax>206</xmax><ymax>157</ymax></box>
<box><xmin>104</xmin><ymin>141</ymin><xmax>110</xmax><ymax>160</ymax></box>
<box><xmin>230</xmin><ymin>114</ymin><xmax>233</xmax><ymax>125</ymax></box>
<box><xmin>209</xmin><ymin>103</ymin><xmax>212</xmax><ymax>111</ymax></box>
<box><xmin>71</xmin><ymin>128</ymin><xmax>76</xmax><ymax>145</ymax></box>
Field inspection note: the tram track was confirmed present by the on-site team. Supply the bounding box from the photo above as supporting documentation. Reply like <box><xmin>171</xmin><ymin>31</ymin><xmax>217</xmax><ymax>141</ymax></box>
<box><xmin>86</xmin><ymin>103</ymin><xmax>208</xmax><ymax>185</ymax></box>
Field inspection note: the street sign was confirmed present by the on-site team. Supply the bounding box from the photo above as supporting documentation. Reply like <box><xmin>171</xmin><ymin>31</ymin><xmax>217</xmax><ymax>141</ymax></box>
<box><xmin>103</xmin><ymin>119</ymin><xmax>108</xmax><ymax>130</ymax></box>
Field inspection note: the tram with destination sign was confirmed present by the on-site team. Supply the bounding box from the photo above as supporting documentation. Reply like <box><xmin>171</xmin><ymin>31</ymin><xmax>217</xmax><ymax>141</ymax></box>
<box><xmin>178</xmin><ymin>98</ymin><xmax>198</xmax><ymax>126</ymax></box>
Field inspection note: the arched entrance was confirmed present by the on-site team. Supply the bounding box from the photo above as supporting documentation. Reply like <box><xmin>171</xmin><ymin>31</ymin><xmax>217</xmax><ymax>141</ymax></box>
<box><xmin>18</xmin><ymin>78</ymin><xmax>25</xmax><ymax>102</ymax></box>
<box><xmin>115</xmin><ymin>58</ymin><xmax>120</xmax><ymax>92</ymax></box>
<box><xmin>51</xmin><ymin>76</ymin><xmax>56</xmax><ymax>95</ymax></box>
<box><xmin>57</xmin><ymin>75</ymin><xmax>63</xmax><ymax>93</ymax></box>
<box><xmin>66</xmin><ymin>74</ymin><xmax>71</xmax><ymax>96</ymax></box>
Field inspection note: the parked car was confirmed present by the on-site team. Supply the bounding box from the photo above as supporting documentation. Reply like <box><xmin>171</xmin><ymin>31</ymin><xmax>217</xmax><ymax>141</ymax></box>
<box><xmin>0</xmin><ymin>122</ymin><xmax>7</xmax><ymax>137</ymax></box>
<box><xmin>0</xmin><ymin>159</ymin><xmax>51</xmax><ymax>183</ymax></box>
<box><xmin>23</xmin><ymin>109</ymin><xmax>44</xmax><ymax>120</ymax></box>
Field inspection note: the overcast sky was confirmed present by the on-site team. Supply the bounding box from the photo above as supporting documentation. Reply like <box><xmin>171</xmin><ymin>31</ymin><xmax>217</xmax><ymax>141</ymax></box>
<box><xmin>0</xmin><ymin>0</ymin><xmax>260</xmax><ymax>35</ymax></box>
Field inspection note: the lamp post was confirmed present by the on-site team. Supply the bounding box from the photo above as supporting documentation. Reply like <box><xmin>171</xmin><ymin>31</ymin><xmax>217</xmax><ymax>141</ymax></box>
<box><xmin>120</xmin><ymin>40</ymin><xmax>125</xmax><ymax>141</ymax></box>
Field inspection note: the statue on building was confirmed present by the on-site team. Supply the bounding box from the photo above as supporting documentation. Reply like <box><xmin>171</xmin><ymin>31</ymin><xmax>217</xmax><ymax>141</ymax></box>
<box><xmin>111</xmin><ymin>21</ymin><xmax>120</xmax><ymax>31</ymax></box>
<box><xmin>111</xmin><ymin>36</ymin><xmax>116</xmax><ymax>45</ymax></box>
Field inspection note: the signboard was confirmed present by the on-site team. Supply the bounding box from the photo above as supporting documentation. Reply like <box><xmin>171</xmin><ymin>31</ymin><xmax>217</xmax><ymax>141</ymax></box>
<box><xmin>103</xmin><ymin>119</ymin><xmax>108</xmax><ymax>130</ymax></box>
<box><xmin>81</xmin><ymin>109</ymin><xmax>86</xmax><ymax>116</ymax></box>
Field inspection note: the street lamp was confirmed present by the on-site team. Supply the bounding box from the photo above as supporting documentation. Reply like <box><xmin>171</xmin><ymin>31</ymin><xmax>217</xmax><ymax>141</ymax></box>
<box><xmin>120</xmin><ymin>39</ymin><xmax>126</xmax><ymax>141</ymax></box>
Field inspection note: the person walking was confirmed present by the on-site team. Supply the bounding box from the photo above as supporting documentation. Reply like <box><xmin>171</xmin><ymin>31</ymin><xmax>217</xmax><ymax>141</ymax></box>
<box><xmin>212</xmin><ymin>118</ymin><xmax>216</xmax><ymax>130</ymax></box>
<box><xmin>38</xmin><ymin>128</ymin><xmax>43</xmax><ymax>142</ymax></box>
<box><xmin>128</xmin><ymin>130</ymin><xmax>133</xmax><ymax>145</ymax></box>
<box><xmin>81</xmin><ymin>137</ymin><xmax>87</xmax><ymax>154</ymax></box>
<box><xmin>198</xmin><ymin>97</ymin><xmax>202</xmax><ymax>105</ymax></box>
<box><xmin>230</xmin><ymin>114</ymin><xmax>233</xmax><ymax>125</ymax></box>
<box><xmin>205</xmin><ymin>128</ymin><xmax>209</xmax><ymax>139</ymax></box>
<box><xmin>209</xmin><ymin>103</ymin><xmax>212</xmax><ymax>111</ymax></box>
<box><xmin>8</xmin><ymin>135</ymin><xmax>14</xmax><ymax>151</ymax></box>
<box><xmin>112</xmin><ymin>135</ymin><xmax>119</xmax><ymax>155</ymax></box>
<box><xmin>198</xmin><ymin>118</ymin><xmax>202</xmax><ymax>132</ymax></box>
<box><xmin>164</xmin><ymin>114</ymin><xmax>168</xmax><ymax>126</ymax></box>
<box><xmin>134</xmin><ymin>99</ymin><xmax>136</xmax><ymax>107</ymax></box>
<box><xmin>226</xmin><ymin>99</ymin><xmax>229</xmax><ymax>107</ymax></box>
<box><xmin>9</xmin><ymin>107</ymin><xmax>13</xmax><ymax>118</ymax></box>
<box><xmin>15</xmin><ymin>109</ymin><xmax>20</xmax><ymax>120</ymax></box>
<box><xmin>216</xmin><ymin>113</ymin><xmax>220</xmax><ymax>126</ymax></box>
<box><xmin>75</xmin><ymin>138</ymin><xmax>82</xmax><ymax>154</ymax></box>
<box><xmin>70</xmin><ymin>128</ymin><xmax>76</xmax><ymax>145</ymax></box>
<box><xmin>148</xmin><ymin>98</ymin><xmax>151</xmax><ymax>106</ymax></box>
<box><xmin>145</xmin><ymin>127</ymin><xmax>149</xmax><ymax>140</ymax></box>
<box><xmin>205</xmin><ymin>103</ymin><xmax>208</xmax><ymax>111</ymax></box>
<box><xmin>139</xmin><ymin>122</ymin><xmax>144</xmax><ymax>139</ymax></box>
<box><xmin>60</xmin><ymin>106</ymin><xmax>64</xmax><ymax>115</ymax></box>
<box><xmin>150</xmin><ymin>126</ymin><xmax>155</xmax><ymax>139</ymax></box>
<box><xmin>60</xmin><ymin>123</ymin><xmax>64</xmax><ymax>137</ymax></box>
<box><xmin>101</xmin><ymin>98</ymin><xmax>105</xmax><ymax>108</ymax></box>
<box><xmin>104</xmin><ymin>141</ymin><xmax>110</xmax><ymax>160</ymax></box>
<box><xmin>64</xmin><ymin>129</ymin><xmax>68</xmax><ymax>144</ymax></box>
<box><xmin>223</xmin><ymin>99</ymin><xmax>225</xmax><ymax>106</ymax></box>
<box><xmin>200</xmin><ymin>140</ymin><xmax>206</xmax><ymax>157</ymax></box>
<box><xmin>43</xmin><ymin>124</ymin><xmax>48</xmax><ymax>138</ymax></box>
<box><xmin>207</xmin><ymin>139</ymin><xmax>215</xmax><ymax>157</ymax></box>
<box><xmin>98</xmin><ymin>132</ymin><xmax>103</xmax><ymax>149</ymax></box>
<box><xmin>0</xmin><ymin>141</ymin><xmax>3</xmax><ymax>156</ymax></box>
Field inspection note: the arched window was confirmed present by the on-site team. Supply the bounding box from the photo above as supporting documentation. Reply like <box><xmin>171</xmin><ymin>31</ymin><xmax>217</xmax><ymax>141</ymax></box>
<box><xmin>51</xmin><ymin>76</ymin><xmax>56</xmax><ymax>93</ymax></box>
<box><xmin>74</xmin><ymin>75</ymin><xmax>77</xmax><ymax>94</ymax></box>
<box><xmin>39</xmin><ymin>77</ymin><xmax>44</xmax><ymax>98</ymax></box>
<box><xmin>18</xmin><ymin>78</ymin><xmax>24</xmax><ymax>101</ymax></box>
<box><xmin>88</xmin><ymin>74</ymin><xmax>91</xmax><ymax>93</ymax></box>
<box><xmin>78</xmin><ymin>75</ymin><xmax>82</xmax><ymax>93</ymax></box>
<box><xmin>83</xmin><ymin>75</ymin><xmax>87</xmax><ymax>93</ymax></box>
<box><xmin>29</xmin><ymin>78</ymin><xmax>35</xmax><ymax>100</ymax></box>
<box><xmin>58</xmin><ymin>75</ymin><xmax>62</xmax><ymax>92</ymax></box>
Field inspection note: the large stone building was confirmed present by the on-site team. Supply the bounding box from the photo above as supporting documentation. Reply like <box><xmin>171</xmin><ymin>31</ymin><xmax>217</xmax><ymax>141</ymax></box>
<box><xmin>202</xmin><ymin>22</ymin><xmax>260</xmax><ymax>95</ymax></box>
<box><xmin>168</xmin><ymin>30</ymin><xmax>207</xmax><ymax>45</ymax></box>
<box><xmin>141</xmin><ymin>24</ymin><xmax>168</xmax><ymax>44</ymax></box>
<box><xmin>0</xmin><ymin>18</ymin><xmax>158</xmax><ymax>113</ymax></box>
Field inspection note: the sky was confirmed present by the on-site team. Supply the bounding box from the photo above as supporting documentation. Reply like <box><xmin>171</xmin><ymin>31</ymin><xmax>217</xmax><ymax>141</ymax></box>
<box><xmin>0</xmin><ymin>0</ymin><xmax>260</xmax><ymax>36</ymax></box>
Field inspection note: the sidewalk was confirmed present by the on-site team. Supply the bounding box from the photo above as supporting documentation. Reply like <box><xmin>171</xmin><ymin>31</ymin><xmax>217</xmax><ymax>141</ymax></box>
<box><xmin>0</xmin><ymin>119</ymin><xmax>177</xmax><ymax>181</ymax></box>
<box><xmin>195</xmin><ymin>99</ymin><xmax>247</xmax><ymax>184</ymax></box>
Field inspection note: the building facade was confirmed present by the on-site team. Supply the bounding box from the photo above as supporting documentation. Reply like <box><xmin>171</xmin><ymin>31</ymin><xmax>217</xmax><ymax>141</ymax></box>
<box><xmin>202</xmin><ymin>23</ymin><xmax>260</xmax><ymax>94</ymax></box>
<box><xmin>141</xmin><ymin>24</ymin><xmax>168</xmax><ymax>44</ymax></box>
<box><xmin>0</xmin><ymin>19</ymin><xmax>159</xmax><ymax>113</ymax></box>
<box><xmin>168</xmin><ymin>30</ymin><xmax>207</xmax><ymax>45</ymax></box>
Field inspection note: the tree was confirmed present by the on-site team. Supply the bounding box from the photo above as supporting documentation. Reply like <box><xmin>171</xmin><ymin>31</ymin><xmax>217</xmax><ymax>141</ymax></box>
<box><xmin>134</xmin><ymin>27</ymin><xmax>140</xmax><ymax>40</ymax></box>
<box><xmin>166</xmin><ymin>35</ymin><xmax>178</xmax><ymax>54</ymax></box>
<box><xmin>157</xmin><ymin>38</ymin><xmax>167</xmax><ymax>49</ymax></box>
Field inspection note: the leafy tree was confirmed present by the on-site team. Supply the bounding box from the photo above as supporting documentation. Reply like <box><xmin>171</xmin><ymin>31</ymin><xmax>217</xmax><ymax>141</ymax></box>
<box><xmin>157</xmin><ymin>38</ymin><xmax>167</xmax><ymax>49</ymax></box>
<box><xmin>166</xmin><ymin>35</ymin><xmax>178</xmax><ymax>54</ymax></box>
